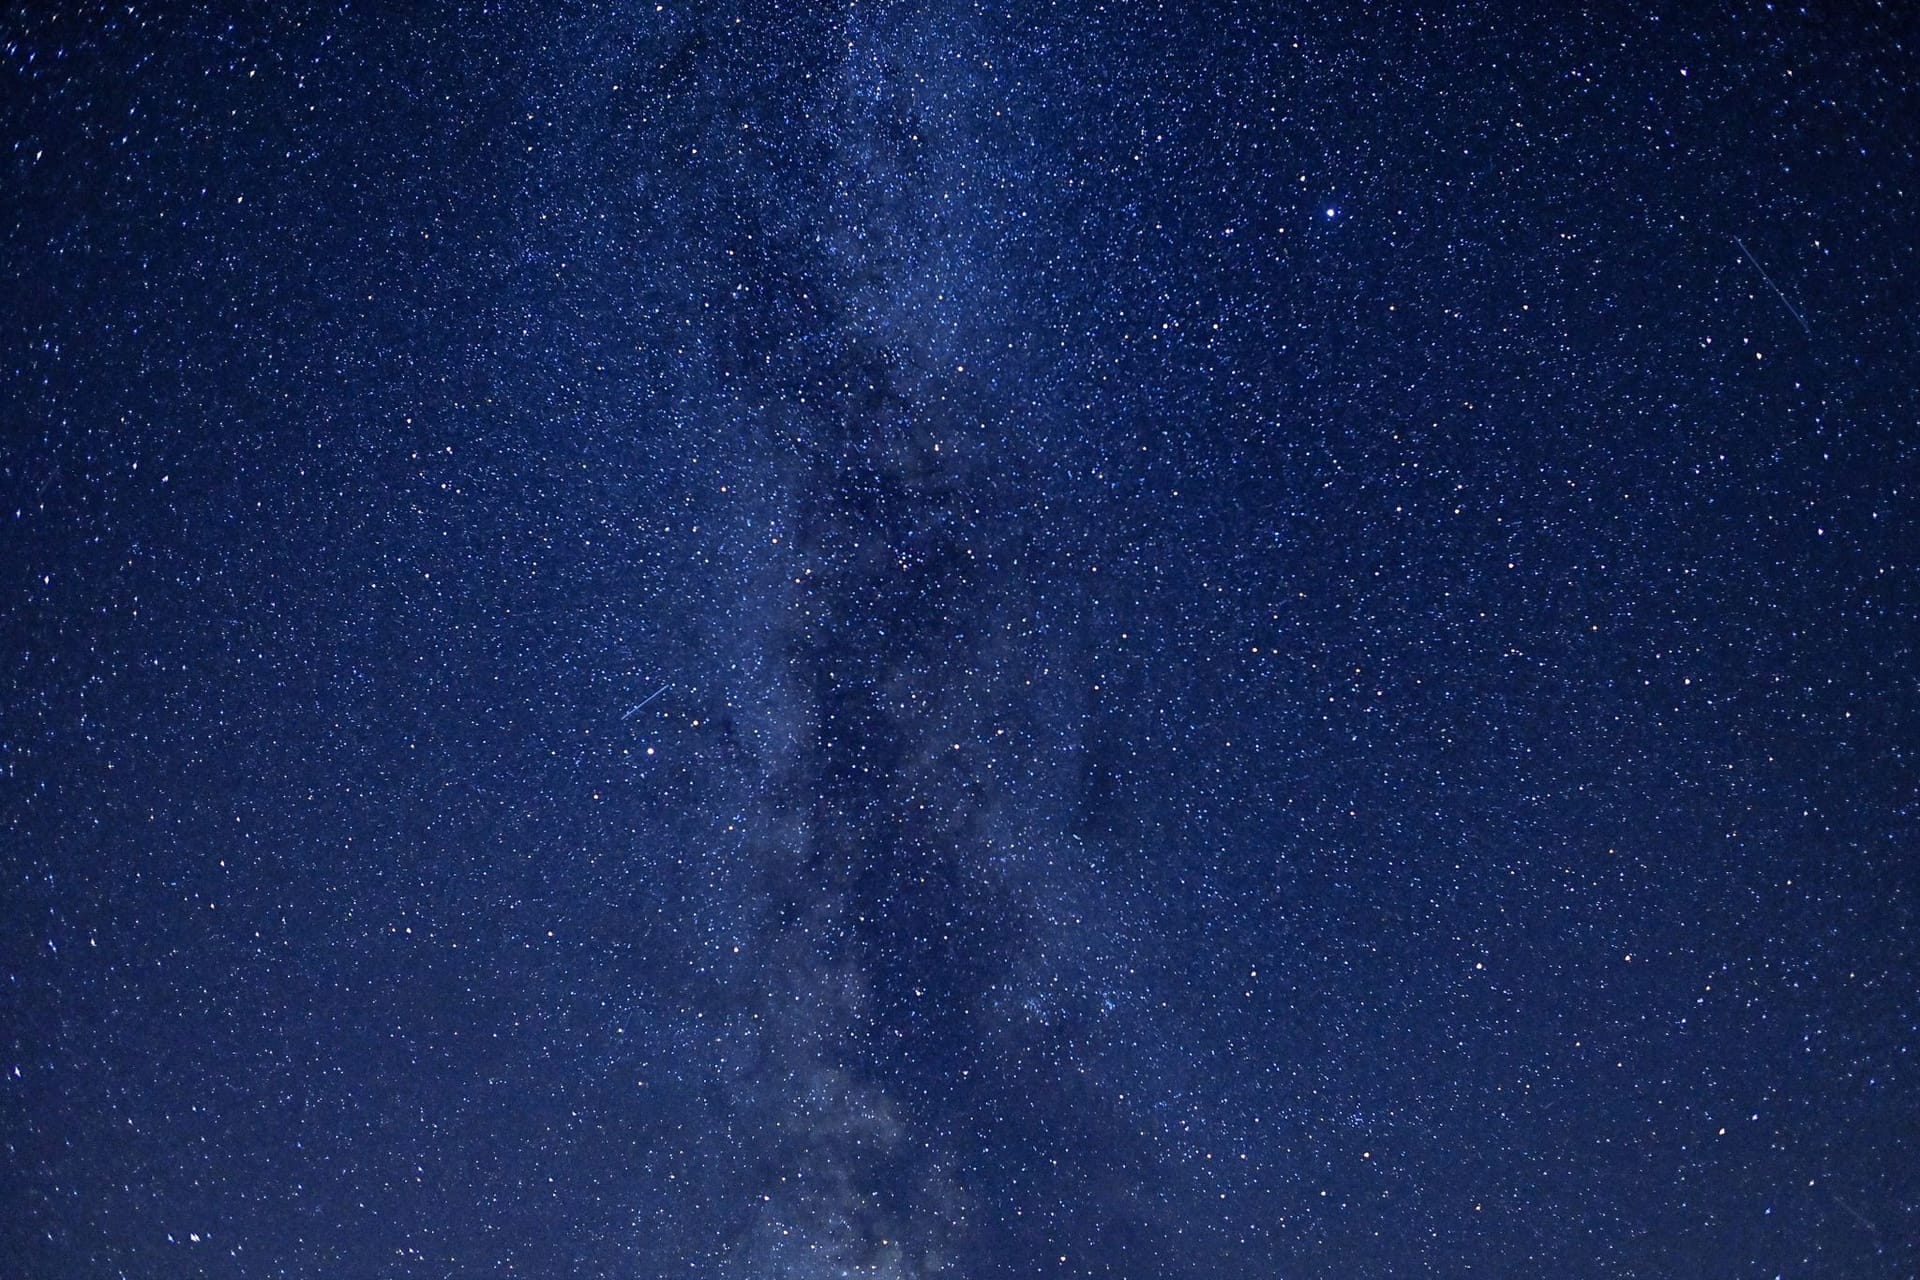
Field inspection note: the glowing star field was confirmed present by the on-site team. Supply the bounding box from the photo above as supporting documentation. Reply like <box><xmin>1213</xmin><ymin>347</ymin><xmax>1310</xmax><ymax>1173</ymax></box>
<box><xmin>4</xmin><ymin>4</ymin><xmax>1916</xmax><ymax>1277</ymax></box>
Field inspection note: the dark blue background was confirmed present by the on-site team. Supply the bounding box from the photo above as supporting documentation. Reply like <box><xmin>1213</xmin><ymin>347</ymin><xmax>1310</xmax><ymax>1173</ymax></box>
<box><xmin>5</xmin><ymin>2</ymin><xmax>1915</xmax><ymax>1275</ymax></box>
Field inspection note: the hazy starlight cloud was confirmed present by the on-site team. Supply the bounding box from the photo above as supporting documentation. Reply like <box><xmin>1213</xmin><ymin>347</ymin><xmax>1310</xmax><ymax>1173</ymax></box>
<box><xmin>4</xmin><ymin>2</ymin><xmax>1915</xmax><ymax>1278</ymax></box>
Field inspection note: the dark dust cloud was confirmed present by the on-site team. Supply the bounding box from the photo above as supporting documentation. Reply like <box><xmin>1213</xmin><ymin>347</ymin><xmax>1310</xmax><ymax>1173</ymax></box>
<box><xmin>5</xmin><ymin>3</ymin><xmax>1917</xmax><ymax>1277</ymax></box>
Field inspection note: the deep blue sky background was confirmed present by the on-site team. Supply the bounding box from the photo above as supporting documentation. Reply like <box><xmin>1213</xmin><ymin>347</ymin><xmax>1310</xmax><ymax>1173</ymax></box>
<box><xmin>4</xmin><ymin>2</ymin><xmax>1916</xmax><ymax>1276</ymax></box>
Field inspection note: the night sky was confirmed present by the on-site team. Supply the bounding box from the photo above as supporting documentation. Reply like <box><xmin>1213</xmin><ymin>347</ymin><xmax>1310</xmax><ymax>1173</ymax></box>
<box><xmin>4</xmin><ymin>2</ymin><xmax>1918</xmax><ymax>1277</ymax></box>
